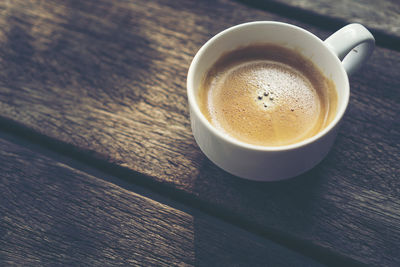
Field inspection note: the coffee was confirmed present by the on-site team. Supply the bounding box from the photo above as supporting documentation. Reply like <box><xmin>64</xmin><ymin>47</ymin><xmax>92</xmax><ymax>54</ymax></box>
<box><xmin>198</xmin><ymin>43</ymin><xmax>337</xmax><ymax>146</ymax></box>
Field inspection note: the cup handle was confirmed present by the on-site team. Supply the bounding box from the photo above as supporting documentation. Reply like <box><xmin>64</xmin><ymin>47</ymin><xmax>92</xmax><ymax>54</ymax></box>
<box><xmin>324</xmin><ymin>23</ymin><xmax>375</xmax><ymax>76</ymax></box>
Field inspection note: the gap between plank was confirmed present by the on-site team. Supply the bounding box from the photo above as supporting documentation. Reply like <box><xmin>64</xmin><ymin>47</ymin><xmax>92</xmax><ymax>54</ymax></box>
<box><xmin>0</xmin><ymin>117</ymin><xmax>367</xmax><ymax>267</ymax></box>
<box><xmin>238</xmin><ymin>0</ymin><xmax>400</xmax><ymax>52</ymax></box>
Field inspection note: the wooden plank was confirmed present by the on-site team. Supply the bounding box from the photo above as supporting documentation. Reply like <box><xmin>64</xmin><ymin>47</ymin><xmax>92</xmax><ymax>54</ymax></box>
<box><xmin>240</xmin><ymin>0</ymin><xmax>400</xmax><ymax>49</ymax></box>
<box><xmin>0</xmin><ymin>134</ymin><xmax>323</xmax><ymax>266</ymax></box>
<box><xmin>0</xmin><ymin>0</ymin><xmax>398</xmax><ymax>266</ymax></box>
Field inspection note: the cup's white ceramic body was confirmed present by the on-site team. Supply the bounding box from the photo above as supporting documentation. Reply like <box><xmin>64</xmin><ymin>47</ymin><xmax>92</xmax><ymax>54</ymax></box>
<box><xmin>187</xmin><ymin>21</ymin><xmax>374</xmax><ymax>181</ymax></box>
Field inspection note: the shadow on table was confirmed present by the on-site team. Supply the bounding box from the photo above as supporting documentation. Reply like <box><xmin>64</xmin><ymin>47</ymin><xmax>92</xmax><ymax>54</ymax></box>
<box><xmin>190</xmin><ymin>146</ymin><xmax>362</xmax><ymax>266</ymax></box>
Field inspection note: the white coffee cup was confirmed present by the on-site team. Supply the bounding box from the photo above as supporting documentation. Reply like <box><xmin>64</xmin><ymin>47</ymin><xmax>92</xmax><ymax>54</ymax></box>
<box><xmin>187</xmin><ymin>21</ymin><xmax>374</xmax><ymax>181</ymax></box>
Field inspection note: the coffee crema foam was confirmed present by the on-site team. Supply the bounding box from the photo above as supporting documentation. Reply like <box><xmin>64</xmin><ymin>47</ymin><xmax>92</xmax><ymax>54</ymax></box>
<box><xmin>198</xmin><ymin>44</ymin><xmax>337</xmax><ymax>146</ymax></box>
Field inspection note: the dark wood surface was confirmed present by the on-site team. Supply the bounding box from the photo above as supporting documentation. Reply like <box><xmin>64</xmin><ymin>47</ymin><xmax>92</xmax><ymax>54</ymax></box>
<box><xmin>0</xmin><ymin>0</ymin><xmax>399</xmax><ymax>266</ymax></box>
<box><xmin>242</xmin><ymin>0</ymin><xmax>400</xmax><ymax>48</ymax></box>
<box><xmin>0</xmin><ymin>133</ymin><xmax>323</xmax><ymax>266</ymax></box>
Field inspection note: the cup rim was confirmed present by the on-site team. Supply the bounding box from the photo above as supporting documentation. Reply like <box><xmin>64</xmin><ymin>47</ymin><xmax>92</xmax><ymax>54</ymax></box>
<box><xmin>187</xmin><ymin>21</ymin><xmax>350</xmax><ymax>152</ymax></box>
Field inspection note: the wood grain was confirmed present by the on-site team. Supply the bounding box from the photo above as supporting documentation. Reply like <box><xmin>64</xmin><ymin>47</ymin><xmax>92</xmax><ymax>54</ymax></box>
<box><xmin>0</xmin><ymin>0</ymin><xmax>399</xmax><ymax>266</ymax></box>
<box><xmin>0</xmin><ymin>134</ymin><xmax>323</xmax><ymax>266</ymax></box>
<box><xmin>240</xmin><ymin>0</ymin><xmax>400</xmax><ymax>49</ymax></box>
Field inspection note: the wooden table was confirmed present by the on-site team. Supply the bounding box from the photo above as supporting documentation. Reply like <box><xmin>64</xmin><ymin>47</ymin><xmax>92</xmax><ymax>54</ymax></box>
<box><xmin>1</xmin><ymin>0</ymin><xmax>399</xmax><ymax>266</ymax></box>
